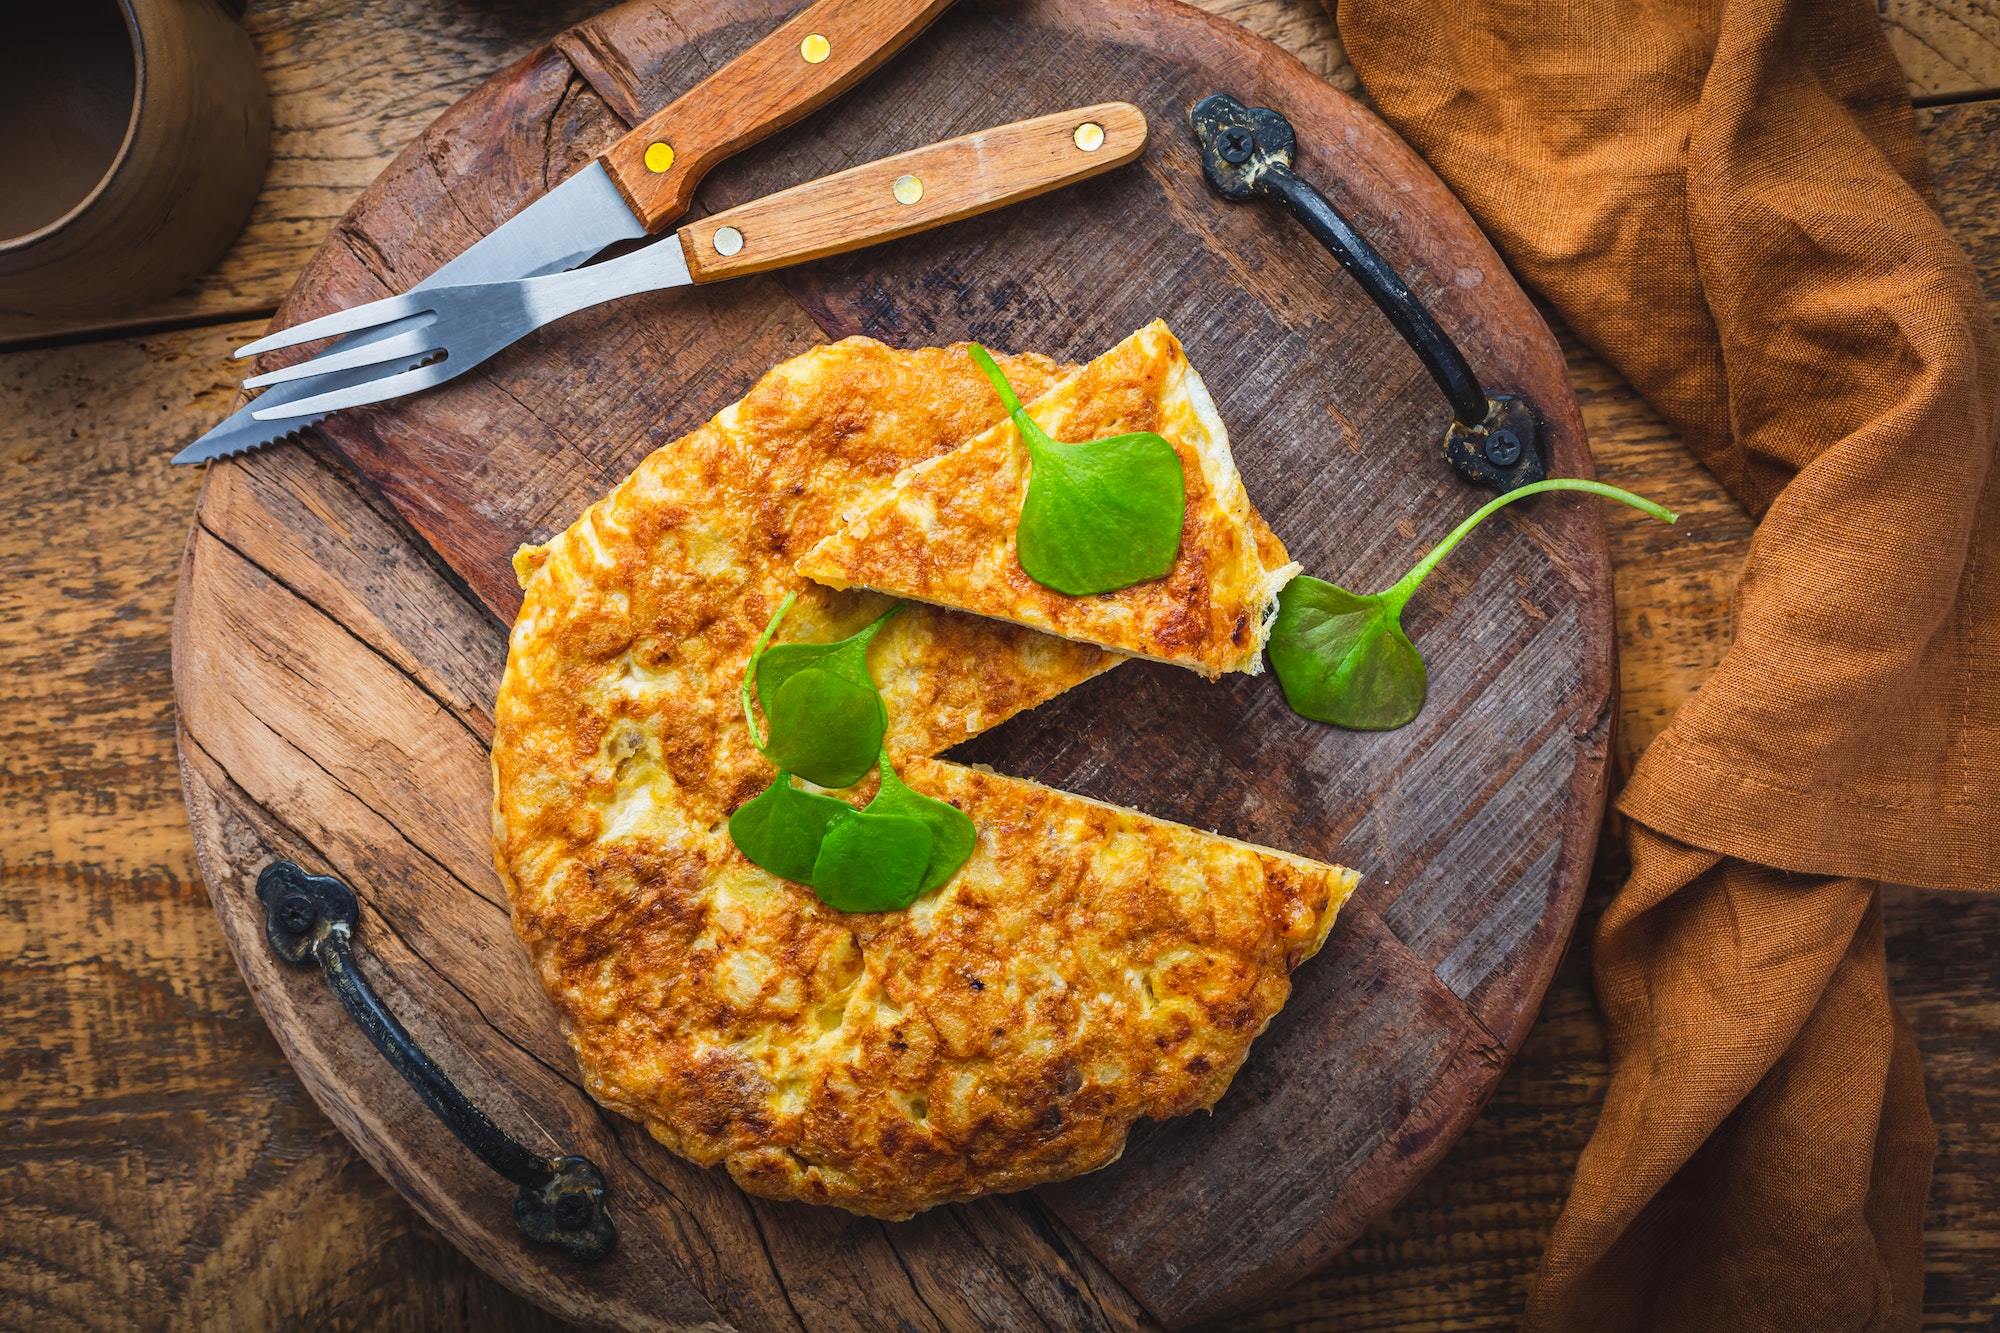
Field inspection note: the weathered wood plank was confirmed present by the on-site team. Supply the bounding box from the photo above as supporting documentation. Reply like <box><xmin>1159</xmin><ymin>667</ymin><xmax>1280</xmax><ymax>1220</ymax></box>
<box><xmin>1885</xmin><ymin>0</ymin><xmax>2000</xmax><ymax>100</ymax></box>
<box><xmin>0</xmin><ymin>320</ymin><xmax>569</xmax><ymax>1331</ymax></box>
<box><xmin>7</xmin><ymin>7</ymin><xmax>2000</xmax><ymax>1333</ymax></box>
<box><xmin>206</xmin><ymin>0</ymin><xmax>1608</xmax><ymax>1325</ymax></box>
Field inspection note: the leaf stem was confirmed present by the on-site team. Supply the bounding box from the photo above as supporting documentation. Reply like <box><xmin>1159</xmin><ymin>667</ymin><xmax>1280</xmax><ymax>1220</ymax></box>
<box><xmin>851</xmin><ymin>601</ymin><xmax>904</xmax><ymax>655</ymax></box>
<box><xmin>969</xmin><ymin>343</ymin><xmax>1053</xmax><ymax>454</ymax></box>
<box><xmin>1386</xmin><ymin>479</ymin><xmax>1678</xmax><ymax>610</ymax></box>
<box><xmin>740</xmin><ymin>591</ymin><xmax>797</xmax><ymax>751</ymax></box>
<box><xmin>967</xmin><ymin>344</ymin><xmax>1024</xmax><ymax>414</ymax></box>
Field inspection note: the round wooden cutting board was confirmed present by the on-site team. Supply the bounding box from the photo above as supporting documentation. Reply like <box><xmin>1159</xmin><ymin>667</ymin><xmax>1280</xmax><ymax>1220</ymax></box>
<box><xmin>173</xmin><ymin>0</ymin><xmax>1611</xmax><ymax>1328</ymax></box>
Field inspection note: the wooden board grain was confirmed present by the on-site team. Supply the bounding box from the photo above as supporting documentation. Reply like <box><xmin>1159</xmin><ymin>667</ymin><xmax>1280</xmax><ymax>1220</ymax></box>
<box><xmin>1886</xmin><ymin>0</ymin><xmax>2000</xmax><ymax>101</ymax></box>
<box><xmin>0</xmin><ymin>319</ymin><xmax>573</xmax><ymax>1332</ymax></box>
<box><xmin>172</xmin><ymin>0</ymin><xmax>1609</xmax><ymax>1326</ymax></box>
<box><xmin>9</xmin><ymin>68</ymin><xmax>2000</xmax><ymax>1333</ymax></box>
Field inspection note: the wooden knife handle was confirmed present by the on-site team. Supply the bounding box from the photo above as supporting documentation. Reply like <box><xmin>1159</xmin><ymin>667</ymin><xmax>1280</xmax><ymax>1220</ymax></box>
<box><xmin>600</xmin><ymin>0</ymin><xmax>957</xmax><ymax>232</ymax></box>
<box><xmin>678</xmin><ymin>103</ymin><xmax>1148</xmax><ymax>282</ymax></box>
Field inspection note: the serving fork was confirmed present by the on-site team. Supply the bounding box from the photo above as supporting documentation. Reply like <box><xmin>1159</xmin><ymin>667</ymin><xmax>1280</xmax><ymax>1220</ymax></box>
<box><xmin>226</xmin><ymin>104</ymin><xmax>1146</xmax><ymax>422</ymax></box>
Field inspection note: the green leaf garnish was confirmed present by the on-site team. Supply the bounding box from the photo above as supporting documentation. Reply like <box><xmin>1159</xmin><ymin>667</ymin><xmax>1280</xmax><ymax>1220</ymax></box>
<box><xmin>1268</xmin><ymin>479</ymin><xmax>1677</xmax><ymax>730</ymax></box>
<box><xmin>728</xmin><ymin>750</ymin><xmax>975</xmax><ymax>908</ymax></box>
<box><xmin>731</xmin><ymin>599</ymin><xmax>974</xmax><ymax>909</ymax></box>
<box><xmin>810</xmin><ymin>810</ymin><xmax>934</xmax><ymax>913</ymax></box>
<box><xmin>969</xmin><ymin>344</ymin><xmax>1186</xmax><ymax>597</ymax></box>
<box><xmin>862</xmin><ymin>747</ymin><xmax>975</xmax><ymax>894</ymax></box>
<box><xmin>727</xmin><ymin>771</ymin><xmax>857</xmax><ymax>883</ymax></box>
<box><xmin>755</xmin><ymin>602</ymin><xmax>902</xmax><ymax>710</ymax></box>
<box><xmin>741</xmin><ymin>597</ymin><xmax>897</xmax><ymax>788</ymax></box>
<box><xmin>761</xmin><ymin>667</ymin><xmax>884</xmax><ymax>788</ymax></box>
<box><xmin>1265</xmin><ymin>582</ymin><xmax>1427</xmax><ymax>730</ymax></box>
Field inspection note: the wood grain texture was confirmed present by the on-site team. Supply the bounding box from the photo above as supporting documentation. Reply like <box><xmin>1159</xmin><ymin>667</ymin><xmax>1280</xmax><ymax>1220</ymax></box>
<box><xmin>1885</xmin><ymin>0</ymin><xmax>2000</xmax><ymax>100</ymax></box>
<box><xmin>5</xmin><ymin>5</ymin><xmax>1999</xmax><ymax>1333</ymax></box>
<box><xmin>180</xmin><ymin>0</ymin><xmax>1610</xmax><ymax>1324</ymax></box>
<box><xmin>0</xmin><ymin>321</ymin><xmax>570</xmax><ymax>1332</ymax></box>
<box><xmin>682</xmin><ymin>102</ymin><xmax>1147</xmax><ymax>280</ymax></box>
<box><xmin>598</xmin><ymin>0</ymin><xmax>957</xmax><ymax>230</ymax></box>
<box><xmin>0</xmin><ymin>0</ymin><xmax>614</xmax><ymax>348</ymax></box>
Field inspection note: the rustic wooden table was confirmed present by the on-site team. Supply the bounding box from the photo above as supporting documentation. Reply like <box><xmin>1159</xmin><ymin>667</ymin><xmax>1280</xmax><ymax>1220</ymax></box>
<box><xmin>3</xmin><ymin>1</ymin><xmax>1995</xmax><ymax>1328</ymax></box>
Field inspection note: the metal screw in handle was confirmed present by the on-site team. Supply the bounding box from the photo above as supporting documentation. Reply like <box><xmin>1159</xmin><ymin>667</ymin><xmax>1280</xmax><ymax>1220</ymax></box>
<box><xmin>278</xmin><ymin>893</ymin><xmax>316</xmax><ymax>934</ymax></box>
<box><xmin>255</xmin><ymin>860</ymin><xmax>617</xmax><ymax>1262</ymax></box>
<box><xmin>1188</xmin><ymin>92</ymin><xmax>1548</xmax><ymax>493</ymax></box>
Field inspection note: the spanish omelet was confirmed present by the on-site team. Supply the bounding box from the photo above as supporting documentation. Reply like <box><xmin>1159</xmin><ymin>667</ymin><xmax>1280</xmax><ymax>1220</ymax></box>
<box><xmin>796</xmin><ymin>321</ymin><xmax>1300</xmax><ymax>677</ymax></box>
<box><xmin>492</xmin><ymin>333</ymin><xmax>1358</xmax><ymax>1219</ymax></box>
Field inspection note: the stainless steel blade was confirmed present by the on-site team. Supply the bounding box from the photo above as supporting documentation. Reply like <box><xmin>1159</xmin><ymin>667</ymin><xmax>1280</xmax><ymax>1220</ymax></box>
<box><xmin>174</xmin><ymin>162</ymin><xmax>647</xmax><ymax>465</ymax></box>
<box><xmin>244</xmin><ymin>235</ymin><xmax>695</xmax><ymax>419</ymax></box>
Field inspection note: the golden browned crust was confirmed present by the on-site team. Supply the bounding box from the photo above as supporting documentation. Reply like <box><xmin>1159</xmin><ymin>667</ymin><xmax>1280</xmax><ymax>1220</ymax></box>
<box><xmin>795</xmin><ymin>321</ymin><xmax>1300</xmax><ymax>677</ymax></box>
<box><xmin>493</xmin><ymin>335</ymin><xmax>1357</xmax><ymax>1219</ymax></box>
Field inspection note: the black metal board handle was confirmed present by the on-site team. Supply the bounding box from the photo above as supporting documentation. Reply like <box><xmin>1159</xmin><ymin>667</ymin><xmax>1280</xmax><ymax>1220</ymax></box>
<box><xmin>1189</xmin><ymin>92</ymin><xmax>1547</xmax><ymax>492</ymax></box>
<box><xmin>256</xmin><ymin>860</ymin><xmax>616</xmax><ymax>1262</ymax></box>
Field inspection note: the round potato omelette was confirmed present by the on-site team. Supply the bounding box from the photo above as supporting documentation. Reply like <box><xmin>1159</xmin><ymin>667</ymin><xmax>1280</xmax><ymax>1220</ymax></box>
<box><xmin>493</xmin><ymin>333</ymin><xmax>1359</xmax><ymax>1219</ymax></box>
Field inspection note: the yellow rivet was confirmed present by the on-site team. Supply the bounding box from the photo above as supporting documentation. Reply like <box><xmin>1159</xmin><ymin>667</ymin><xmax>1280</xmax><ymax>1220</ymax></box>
<box><xmin>713</xmin><ymin>226</ymin><xmax>744</xmax><ymax>257</ymax></box>
<box><xmin>1073</xmin><ymin>122</ymin><xmax>1105</xmax><ymax>152</ymax></box>
<box><xmin>800</xmin><ymin>33</ymin><xmax>831</xmax><ymax>63</ymax></box>
<box><xmin>644</xmin><ymin>141</ymin><xmax>675</xmax><ymax>173</ymax></box>
<box><xmin>892</xmin><ymin>174</ymin><xmax>923</xmax><ymax>205</ymax></box>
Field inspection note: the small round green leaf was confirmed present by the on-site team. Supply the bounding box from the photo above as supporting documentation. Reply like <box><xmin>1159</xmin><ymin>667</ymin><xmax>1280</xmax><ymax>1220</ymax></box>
<box><xmin>761</xmin><ymin>666</ymin><xmax>886</xmax><ymax>788</ymax></box>
<box><xmin>1266</xmin><ymin>577</ymin><xmax>1427</xmax><ymax>730</ymax></box>
<box><xmin>754</xmin><ymin>603</ymin><xmax>901</xmax><ymax>711</ymax></box>
<box><xmin>810</xmin><ymin>811</ymin><xmax>934</xmax><ymax>913</ymax></box>
<box><xmin>866</xmin><ymin>752</ymin><xmax>976</xmax><ymax>894</ymax></box>
<box><xmin>1267</xmin><ymin>479</ymin><xmax>1675</xmax><ymax>732</ymax></box>
<box><xmin>1016</xmin><ymin>433</ymin><xmax>1186</xmax><ymax>596</ymax></box>
<box><xmin>727</xmin><ymin>773</ymin><xmax>855</xmax><ymax>883</ymax></box>
<box><xmin>968</xmin><ymin>344</ymin><xmax>1186</xmax><ymax>598</ymax></box>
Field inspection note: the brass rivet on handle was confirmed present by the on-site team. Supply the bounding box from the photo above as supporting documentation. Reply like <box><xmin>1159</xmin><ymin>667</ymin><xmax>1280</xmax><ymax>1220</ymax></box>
<box><xmin>892</xmin><ymin>174</ymin><xmax>924</xmax><ymax>205</ymax></box>
<box><xmin>800</xmin><ymin>33</ymin><xmax>831</xmax><ymax>63</ymax></box>
<box><xmin>644</xmin><ymin>142</ymin><xmax>675</xmax><ymax>173</ymax></box>
<box><xmin>1073</xmin><ymin>122</ymin><xmax>1105</xmax><ymax>152</ymax></box>
<box><xmin>713</xmin><ymin>226</ymin><xmax>744</xmax><ymax>257</ymax></box>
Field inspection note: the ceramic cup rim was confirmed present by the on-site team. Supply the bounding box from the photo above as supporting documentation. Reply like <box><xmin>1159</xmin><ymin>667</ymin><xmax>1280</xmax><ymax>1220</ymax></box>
<box><xmin>0</xmin><ymin>0</ymin><xmax>146</xmax><ymax>255</ymax></box>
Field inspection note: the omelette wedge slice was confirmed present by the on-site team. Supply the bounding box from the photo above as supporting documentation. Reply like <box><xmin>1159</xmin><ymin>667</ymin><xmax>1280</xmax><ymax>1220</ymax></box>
<box><xmin>796</xmin><ymin>321</ymin><xmax>1300</xmax><ymax>678</ymax></box>
<box><xmin>512</xmin><ymin>752</ymin><xmax>1357</xmax><ymax>1220</ymax></box>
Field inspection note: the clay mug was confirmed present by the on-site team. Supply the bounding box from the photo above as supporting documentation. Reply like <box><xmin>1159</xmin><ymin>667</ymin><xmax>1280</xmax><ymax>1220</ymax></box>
<box><xmin>0</xmin><ymin>0</ymin><xmax>270</xmax><ymax>318</ymax></box>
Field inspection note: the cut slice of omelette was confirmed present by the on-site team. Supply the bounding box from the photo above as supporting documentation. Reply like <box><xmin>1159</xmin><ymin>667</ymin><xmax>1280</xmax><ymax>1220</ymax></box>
<box><xmin>493</xmin><ymin>333</ymin><xmax>1357</xmax><ymax>1221</ymax></box>
<box><xmin>516</xmin><ymin>757</ymin><xmax>1355</xmax><ymax>1220</ymax></box>
<box><xmin>796</xmin><ymin>321</ymin><xmax>1300</xmax><ymax>678</ymax></box>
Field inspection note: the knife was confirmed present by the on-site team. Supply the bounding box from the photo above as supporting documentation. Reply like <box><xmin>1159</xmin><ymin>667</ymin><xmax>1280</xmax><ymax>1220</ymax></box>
<box><xmin>175</xmin><ymin>0</ymin><xmax>957</xmax><ymax>465</ymax></box>
<box><xmin>222</xmin><ymin>106</ymin><xmax>1149</xmax><ymax>419</ymax></box>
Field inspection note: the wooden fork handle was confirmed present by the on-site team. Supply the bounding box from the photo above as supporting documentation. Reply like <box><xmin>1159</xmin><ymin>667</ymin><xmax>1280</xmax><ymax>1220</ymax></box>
<box><xmin>678</xmin><ymin>102</ymin><xmax>1149</xmax><ymax>282</ymax></box>
<box><xmin>599</xmin><ymin>0</ymin><xmax>957</xmax><ymax>232</ymax></box>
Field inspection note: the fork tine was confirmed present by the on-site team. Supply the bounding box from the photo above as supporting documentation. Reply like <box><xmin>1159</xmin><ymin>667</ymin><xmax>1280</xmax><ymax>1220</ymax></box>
<box><xmin>249</xmin><ymin>358</ymin><xmax>460</xmax><ymax>421</ymax></box>
<box><xmin>233</xmin><ymin>291</ymin><xmax>436</xmax><ymax>359</ymax></box>
<box><xmin>242</xmin><ymin>326</ymin><xmax>440</xmax><ymax>390</ymax></box>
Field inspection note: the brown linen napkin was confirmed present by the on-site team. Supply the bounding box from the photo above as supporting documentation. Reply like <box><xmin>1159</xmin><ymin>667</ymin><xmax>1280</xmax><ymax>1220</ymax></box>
<box><xmin>1332</xmin><ymin>0</ymin><xmax>1999</xmax><ymax>1323</ymax></box>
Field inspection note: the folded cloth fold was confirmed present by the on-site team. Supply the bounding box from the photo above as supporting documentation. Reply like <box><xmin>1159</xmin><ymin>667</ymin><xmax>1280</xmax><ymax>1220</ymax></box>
<box><xmin>1334</xmin><ymin>0</ymin><xmax>1997</xmax><ymax>1323</ymax></box>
